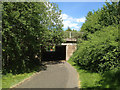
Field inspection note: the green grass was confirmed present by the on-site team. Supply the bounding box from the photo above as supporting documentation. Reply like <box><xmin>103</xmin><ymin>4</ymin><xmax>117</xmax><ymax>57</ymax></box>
<box><xmin>2</xmin><ymin>72</ymin><xmax>35</xmax><ymax>88</ymax></box>
<box><xmin>2</xmin><ymin>62</ymin><xmax>43</xmax><ymax>89</ymax></box>
<box><xmin>100</xmin><ymin>68</ymin><xmax>120</xmax><ymax>89</ymax></box>
<box><xmin>0</xmin><ymin>76</ymin><xmax>2</xmax><ymax>90</ymax></box>
<box><xmin>68</xmin><ymin>60</ymin><xmax>102</xmax><ymax>88</ymax></box>
<box><xmin>68</xmin><ymin>60</ymin><xmax>120</xmax><ymax>89</ymax></box>
<box><xmin>76</xmin><ymin>67</ymin><xmax>102</xmax><ymax>88</ymax></box>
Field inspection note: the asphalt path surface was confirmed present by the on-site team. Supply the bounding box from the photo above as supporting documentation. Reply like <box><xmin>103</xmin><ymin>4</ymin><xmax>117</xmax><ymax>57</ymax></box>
<box><xmin>16</xmin><ymin>61</ymin><xmax>79</xmax><ymax>89</ymax></box>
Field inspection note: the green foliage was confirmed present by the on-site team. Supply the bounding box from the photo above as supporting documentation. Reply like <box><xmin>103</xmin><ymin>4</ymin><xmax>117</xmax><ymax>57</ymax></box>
<box><xmin>70</xmin><ymin>1</ymin><xmax>120</xmax><ymax>73</ymax></box>
<box><xmin>66</xmin><ymin>26</ymin><xmax>72</xmax><ymax>31</ymax></box>
<box><xmin>81</xmin><ymin>2</ymin><xmax>119</xmax><ymax>40</ymax></box>
<box><xmin>70</xmin><ymin>25</ymin><xmax>119</xmax><ymax>72</ymax></box>
<box><xmin>2</xmin><ymin>2</ymin><xmax>63</xmax><ymax>74</ymax></box>
<box><xmin>69</xmin><ymin>2</ymin><xmax>120</xmax><ymax>88</ymax></box>
<box><xmin>100</xmin><ymin>67</ymin><xmax>120</xmax><ymax>89</ymax></box>
<box><xmin>70</xmin><ymin>2</ymin><xmax>120</xmax><ymax>73</ymax></box>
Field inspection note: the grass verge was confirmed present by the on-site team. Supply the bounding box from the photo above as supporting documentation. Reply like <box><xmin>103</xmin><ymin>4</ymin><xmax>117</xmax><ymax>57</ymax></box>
<box><xmin>2</xmin><ymin>62</ymin><xmax>44</xmax><ymax>89</ymax></box>
<box><xmin>67</xmin><ymin>60</ymin><xmax>102</xmax><ymax>88</ymax></box>
<box><xmin>68</xmin><ymin>60</ymin><xmax>120</xmax><ymax>89</ymax></box>
<box><xmin>2</xmin><ymin>72</ymin><xmax>35</xmax><ymax>88</ymax></box>
<box><xmin>0</xmin><ymin>78</ymin><xmax>1</xmax><ymax>86</ymax></box>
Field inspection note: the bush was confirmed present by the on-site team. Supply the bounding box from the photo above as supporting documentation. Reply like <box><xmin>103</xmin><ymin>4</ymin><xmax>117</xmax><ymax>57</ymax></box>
<box><xmin>70</xmin><ymin>25</ymin><xmax>119</xmax><ymax>72</ymax></box>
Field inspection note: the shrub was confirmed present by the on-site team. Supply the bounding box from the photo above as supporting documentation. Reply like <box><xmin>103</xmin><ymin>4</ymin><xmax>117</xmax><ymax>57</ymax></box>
<box><xmin>70</xmin><ymin>25</ymin><xmax>119</xmax><ymax>72</ymax></box>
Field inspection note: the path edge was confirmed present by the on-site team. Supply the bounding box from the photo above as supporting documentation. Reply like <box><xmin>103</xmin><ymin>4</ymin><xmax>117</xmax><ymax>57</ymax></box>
<box><xmin>9</xmin><ymin>71</ymin><xmax>41</xmax><ymax>89</ymax></box>
<box><xmin>67</xmin><ymin>62</ymin><xmax>81</xmax><ymax>88</ymax></box>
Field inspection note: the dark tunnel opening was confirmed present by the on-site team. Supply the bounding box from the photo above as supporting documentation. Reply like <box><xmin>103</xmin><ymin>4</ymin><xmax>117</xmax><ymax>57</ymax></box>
<box><xmin>41</xmin><ymin>45</ymin><xmax>66</xmax><ymax>61</ymax></box>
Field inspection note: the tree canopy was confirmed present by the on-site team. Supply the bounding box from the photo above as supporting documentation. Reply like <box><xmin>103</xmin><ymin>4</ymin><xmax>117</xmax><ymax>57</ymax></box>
<box><xmin>65</xmin><ymin>26</ymin><xmax>72</xmax><ymax>31</ymax></box>
<box><xmin>80</xmin><ymin>2</ymin><xmax>120</xmax><ymax>40</ymax></box>
<box><xmin>70</xmin><ymin>2</ymin><xmax>120</xmax><ymax>73</ymax></box>
<box><xmin>2</xmin><ymin>2</ymin><xmax>63</xmax><ymax>74</ymax></box>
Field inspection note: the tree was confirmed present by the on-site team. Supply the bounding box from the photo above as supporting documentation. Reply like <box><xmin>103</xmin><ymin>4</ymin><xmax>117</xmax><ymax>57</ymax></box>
<box><xmin>45</xmin><ymin>2</ymin><xmax>64</xmax><ymax>46</ymax></box>
<box><xmin>70</xmin><ymin>2</ymin><xmax>120</xmax><ymax>73</ymax></box>
<box><xmin>73</xmin><ymin>29</ymin><xmax>77</xmax><ymax>32</ymax></box>
<box><xmin>80</xmin><ymin>2</ymin><xmax>120</xmax><ymax>40</ymax></box>
<box><xmin>66</xmin><ymin>26</ymin><xmax>72</xmax><ymax>31</ymax></box>
<box><xmin>2</xmin><ymin>2</ymin><xmax>63</xmax><ymax>74</ymax></box>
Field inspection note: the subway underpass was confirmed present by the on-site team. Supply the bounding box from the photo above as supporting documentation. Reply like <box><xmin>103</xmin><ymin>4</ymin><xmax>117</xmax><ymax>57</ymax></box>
<box><xmin>13</xmin><ymin>38</ymin><xmax>79</xmax><ymax>89</ymax></box>
<box><xmin>41</xmin><ymin>38</ymin><xmax>77</xmax><ymax>62</ymax></box>
<box><xmin>41</xmin><ymin>45</ymin><xmax>66</xmax><ymax>61</ymax></box>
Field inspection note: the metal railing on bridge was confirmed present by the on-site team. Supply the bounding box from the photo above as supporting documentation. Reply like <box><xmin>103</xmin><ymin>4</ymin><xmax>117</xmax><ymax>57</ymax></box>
<box><xmin>63</xmin><ymin>31</ymin><xmax>83</xmax><ymax>39</ymax></box>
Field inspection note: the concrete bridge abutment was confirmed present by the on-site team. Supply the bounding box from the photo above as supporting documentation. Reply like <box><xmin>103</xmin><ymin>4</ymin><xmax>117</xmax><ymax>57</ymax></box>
<box><xmin>65</xmin><ymin>44</ymin><xmax>77</xmax><ymax>60</ymax></box>
<box><xmin>62</xmin><ymin>38</ymin><xmax>77</xmax><ymax>61</ymax></box>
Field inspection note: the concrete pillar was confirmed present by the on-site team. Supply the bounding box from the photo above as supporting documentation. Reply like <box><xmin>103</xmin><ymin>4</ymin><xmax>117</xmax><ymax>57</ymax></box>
<box><xmin>66</xmin><ymin>45</ymin><xmax>77</xmax><ymax>61</ymax></box>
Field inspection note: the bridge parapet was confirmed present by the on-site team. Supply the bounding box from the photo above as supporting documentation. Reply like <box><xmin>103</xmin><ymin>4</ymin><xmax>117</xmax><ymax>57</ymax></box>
<box><xmin>64</xmin><ymin>38</ymin><xmax>77</xmax><ymax>42</ymax></box>
<box><xmin>61</xmin><ymin>43</ymin><xmax>77</xmax><ymax>45</ymax></box>
<box><xmin>63</xmin><ymin>31</ymin><xmax>83</xmax><ymax>39</ymax></box>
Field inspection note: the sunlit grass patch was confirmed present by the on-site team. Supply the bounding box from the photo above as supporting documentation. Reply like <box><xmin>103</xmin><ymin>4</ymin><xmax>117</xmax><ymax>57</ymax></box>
<box><xmin>77</xmin><ymin>69</ymin><xmax>102</xmax><ymax>88</ymax></box>
<box><xmin>68</xmin><ymin>60</ymin><xmax>102</xmax><ymax>88</ymax></box>
<box><xmin>2</xmin><ymin>72</ymin><xmax>35</xmax><ymax>88</ymax></box>
<box><xmin>0</xmin><ymin>77</ymin><xmax>2</xmax><ymax>90</ymax></box>
<box><xmin>68</xmin><ymin>60</ymin><xmax>120</xmax><ymax>89</ymax></box>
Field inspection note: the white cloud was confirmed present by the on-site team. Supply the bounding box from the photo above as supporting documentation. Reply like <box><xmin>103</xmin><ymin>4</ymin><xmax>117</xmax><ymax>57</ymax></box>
<box><xmin>61</xmin><ymin>13</ymin><xmax>86</xmax><ymax>31</ymax></box>
<box><xmin>62</xmin><ymin>14</ymin><xmax>69</xmax><ymax>20</ymax></box>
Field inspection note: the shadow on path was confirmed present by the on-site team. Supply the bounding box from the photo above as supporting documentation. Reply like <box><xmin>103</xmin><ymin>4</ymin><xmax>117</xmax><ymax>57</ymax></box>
<box><xmin>42</xmin><ymin>60</ymin><xmax>66</xmax><ymax>66</ymax></box>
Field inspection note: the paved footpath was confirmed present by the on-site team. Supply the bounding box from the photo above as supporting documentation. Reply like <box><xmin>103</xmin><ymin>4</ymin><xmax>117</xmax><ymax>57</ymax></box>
<box><xmin>16</xmin><ymin>61</ymin><xmax>79</xmax><ymax>88</ymax></box>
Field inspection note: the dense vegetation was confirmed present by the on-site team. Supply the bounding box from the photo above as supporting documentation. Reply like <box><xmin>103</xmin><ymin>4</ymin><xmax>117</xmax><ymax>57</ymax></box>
<box><xmin>69</xmin><ymin>2</ymin><xmax>120</xmax><ymax>88</ymax></box>
<box><xmin>2</xmin><ymin>2</ymin><xmax>64</xmax><ymax>74</ymax></box>
<box><xmin>0</xmin><ymin>2</ymin><xmax>1</xmax><ymax>71</ymax></box>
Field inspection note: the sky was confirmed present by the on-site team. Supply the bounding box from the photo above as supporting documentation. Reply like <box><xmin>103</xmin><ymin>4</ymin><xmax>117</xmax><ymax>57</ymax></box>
<box><xmin>54</xmin><ymin>2</ymin><xmax>106</xmax><ymax>31</ymax></box>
